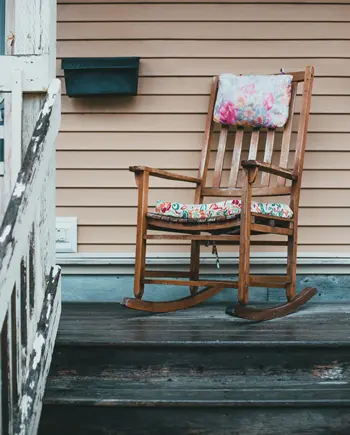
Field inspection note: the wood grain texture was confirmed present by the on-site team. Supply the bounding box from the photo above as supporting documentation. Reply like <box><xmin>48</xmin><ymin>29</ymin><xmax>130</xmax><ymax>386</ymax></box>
<box><xmin>57</xmin><ymin>21</ymin><xmax>350</xmax><ymax>40</ymax></box>
<box><xmin>39</xmin><ymin>302</ymin><xmax>350</xmax><ymax>435</ymax></box>
<box><xmin>57</xmin><ymin>40</ymin><xmax>350</xmax><ymax>58</ymax></box>
<box><xmin>60</xmin><ymin>114</ymin><xmax>350</xmax><ymax>133</ymax></box>
<box><xmin>57</xmin><ymin>4</ymin><xmax>350</xmax><ymax>22</ymax></box>
<box><xmin>56</xmin><ymin>132</ymin><xmax>350</xmax><ymax>151</ymax></box>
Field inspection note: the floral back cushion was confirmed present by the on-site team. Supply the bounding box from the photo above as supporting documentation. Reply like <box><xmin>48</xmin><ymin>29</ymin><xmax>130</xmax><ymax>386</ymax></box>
<box><xmin>213</xmin><ymin>74</ymin><xmax>293</xmax><ymax>128</ymax></box>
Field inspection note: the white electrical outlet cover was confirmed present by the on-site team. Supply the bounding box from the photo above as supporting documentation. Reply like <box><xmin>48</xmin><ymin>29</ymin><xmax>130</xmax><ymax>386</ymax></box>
<box><xmin>56</xmin><ymin>217</ymin><xmax>77</xmax><ymax>253</ymax></box>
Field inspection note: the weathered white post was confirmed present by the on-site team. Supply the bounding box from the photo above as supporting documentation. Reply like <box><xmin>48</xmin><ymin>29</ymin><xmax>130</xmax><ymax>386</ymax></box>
<box><xmin>0</xmin><ymin>1</ymin><xmax>61</xmax><ymax>434</ymax></box>
<box><xmin>5</xmin><ymin>0</ymin><xmax>56</xmax><ymax>158</ymax></box>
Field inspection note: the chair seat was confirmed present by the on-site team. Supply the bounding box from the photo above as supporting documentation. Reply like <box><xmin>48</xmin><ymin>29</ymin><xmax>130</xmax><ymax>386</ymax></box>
<box><xmin>153</xmin><ymin>199</ymin><xmax>293</xmax><ymax>224</ymax></box>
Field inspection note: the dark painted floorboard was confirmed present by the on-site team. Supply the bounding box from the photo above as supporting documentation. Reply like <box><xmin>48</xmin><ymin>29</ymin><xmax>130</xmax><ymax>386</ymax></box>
<box><xmin>57</xmin><ymin>303</ymin><xmax>350</xmax><ymax>346</ymax></box>
<box><xmin>39</xmin><ymin>302</ymin><xmax>350</xmax><ymax>435</ymax></box>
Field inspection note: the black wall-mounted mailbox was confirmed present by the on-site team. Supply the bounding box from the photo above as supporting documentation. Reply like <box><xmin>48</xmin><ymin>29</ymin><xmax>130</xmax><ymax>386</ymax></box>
<box><xmin>62</xmin><ymin>57</ymin><xmax>140</xmax><ymax>97</ymax></box>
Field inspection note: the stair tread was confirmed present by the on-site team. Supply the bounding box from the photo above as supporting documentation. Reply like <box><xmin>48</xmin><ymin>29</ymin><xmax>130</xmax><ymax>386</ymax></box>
<box><xmin>57</xmin><ymin>302</ymin><xmax>350</xmax><ymax>346</ymax></box>
<box><xmin>44</xmin><ymin>378</ymin><xmax>350</xmax><ymax>406</ymax></box>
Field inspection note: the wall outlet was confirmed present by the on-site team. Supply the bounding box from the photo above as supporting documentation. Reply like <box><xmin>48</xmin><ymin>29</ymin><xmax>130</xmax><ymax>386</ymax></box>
<box><xmin>56</xmin><ymin>217</ymin><xmax>77</xmax><ymax>253</ymax></box>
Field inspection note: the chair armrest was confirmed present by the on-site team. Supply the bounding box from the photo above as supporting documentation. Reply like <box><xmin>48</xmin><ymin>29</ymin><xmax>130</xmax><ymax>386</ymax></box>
<box><xmin>241</xmin><ymin>160</ymin><xmax>297</xmax><ymax>181</ymax></box>
<box><xmin>129</xmin><ymin>166</ymin><xmax>202</xmax><ymax>184</ymax></box>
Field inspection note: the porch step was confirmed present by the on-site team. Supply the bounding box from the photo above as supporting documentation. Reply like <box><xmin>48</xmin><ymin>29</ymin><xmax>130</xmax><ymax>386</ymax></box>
<box><xmin>39</xmin><ymin>302</ymin><xmax>350</xmax><ymax>435</ymax></box>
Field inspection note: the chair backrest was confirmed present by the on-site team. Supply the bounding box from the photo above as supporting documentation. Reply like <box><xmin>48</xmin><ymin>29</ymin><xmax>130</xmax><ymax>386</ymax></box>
<box><xmin>195</xmin><ymin>67</ymin><xmax>314</xmax><ymax>212</ymax></box>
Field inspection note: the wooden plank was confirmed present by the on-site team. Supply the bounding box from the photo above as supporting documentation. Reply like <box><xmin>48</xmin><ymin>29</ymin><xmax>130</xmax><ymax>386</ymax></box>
<box><xmin>60</xmin><ymin>114</ymin><xmax>350</xmax><ymax>133</ymax></box>
<box><xmin>57</xmin><ymin>21</ymin><xmax>350</xmax><ymax>40</ymax></box>
<box><xmin>56</xmin><ymin>132</ymin><xmax>350</xmax><ymax>152</ymax></box>
<box><xmin>278</xmin><ymin>83</ymin><xmax>298</xmax><ymax>185</ymax></box>
<box><xmin>212</xmin><ymin>126</ymin><xmax>229</xmax><ymax>188</ymax></box>
<box><xmin>1</xmin><ymin>69</ymin><xmax>24</xmax><ymax>215</ymax></box>
<box><xmin>129</xmin><ymin>166</ymin><xmax>201</xmax><ymax>184</ymax></box>
<box><xmin>57</xmin><ymin>40</ymin><xmax>350</xmax><ymax>58</ymax></box>
<box><xmin>61</xmin><ymin>95</ymin><xmax>350</xmax><ymax>115</ymax></box>
<box><xmin>0</xmin><ymin>54</ymin><xmax>50</xmax><ymax>92</ymax></box>
<box><xmin>57</xmin><ymin>188</ymin><xmax>350</xmax><ymax>208</ymax></box>
<box><xmin>56</xmin><ymin>150</ymin><xmax>350</xmax><ymax>170</ymax></box>
<box><xmin>248</xmin><ymin>131</ymin><xmax>259</xmax><ymax>160</ymax></box>
<box><xmin>143</xmin><ymin>278</ymin><xmax>238</xmax><ymax>288</ymax></box>
<box><xmin>56</xmin><ymin>169</ymin><xmax>350</xmax><ymax>189</ymax></box>
<box><xmin>57</xmin><ymin>4</ymin><xmax>350</xmax><ymax>22</ymax></box>
<box><xmin>261</xmin><ymin>130</ymin><xmax>276</xmax><ymax>186</ymax></box>
<box><xmin>10</xmin><ymin>69</ymin><xmax>22</xmax><ymax>187</ymax></box>
<box><xmin>146</xmin><ymin>234</ymin><xmax>241</xmax><ymax>242</ymax></box>
<box><xmin>228</xmin><ymin>129</ymin><xmax>244</xmax><ymax>188</ymax></box>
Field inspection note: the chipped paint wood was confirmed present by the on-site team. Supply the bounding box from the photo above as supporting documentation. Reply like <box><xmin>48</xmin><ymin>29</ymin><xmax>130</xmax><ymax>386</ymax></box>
<box><xmin>0</xmin><ymin>0</ymin><xmax>57</xmax><ymax>217</ymax></box>
<box><xmin>14</xmin><ymin>267</ymin><xmax>61</xmax><ymax>435</ymax></box>
<box><xmin>12</xmin><ymin>0</ymin><xmax>57</xmax><ymax>159</ymax></box>
<box><xmin>0</xmin><ymin>55</ymin><xmax>50</xmax><ymax>93</ymax></box>
<box><xmin>1</xmin><ymin>69</ymin><xmax>23</xmax><ymax>218</ymax></box>
<box><xmin>0</xmin><ymin>79</ymin><xmax>61</xmax><ymax>435</ymax></box>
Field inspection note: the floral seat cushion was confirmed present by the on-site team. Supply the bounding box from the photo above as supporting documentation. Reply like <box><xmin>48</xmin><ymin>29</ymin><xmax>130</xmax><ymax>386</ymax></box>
<box><xmin>155</xmin><ymin>199</ymin><xmax>293</xmax><ymax>222</ymax></box>
<box><xmin>213</xmin><ymin>74</ymin><xmax>293</xmax><ymax>128</ymax></box>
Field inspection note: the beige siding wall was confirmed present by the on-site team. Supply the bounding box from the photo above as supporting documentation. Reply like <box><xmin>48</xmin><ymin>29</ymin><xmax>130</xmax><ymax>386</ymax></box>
<box><xmin>56</xmin><ymin>1</ymin><xmax>350</xmax><ymax>254</ymax></box>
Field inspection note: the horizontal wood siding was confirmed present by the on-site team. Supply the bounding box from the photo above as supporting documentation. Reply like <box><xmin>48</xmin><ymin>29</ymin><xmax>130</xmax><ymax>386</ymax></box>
<box><xmin>57</xmin><ymin>1</ymin><xmax>350</xmax><ymax>254</ymax></box>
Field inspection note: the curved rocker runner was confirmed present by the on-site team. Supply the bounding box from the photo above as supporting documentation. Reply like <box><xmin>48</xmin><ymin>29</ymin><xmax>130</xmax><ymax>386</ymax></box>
<box><xmin>122</xmin><ymin>67</ymin><xmax>317</xmax><ymax>320</ymax></box>
<box><xmin>226</xmin><ymin>287</ymin><xmax>318</xmax><ymax>321</ymax></box>
<box><xmin>121</xmin><ymin>285</ymin><xmax>225</xmax><ymax>313</ymax></box>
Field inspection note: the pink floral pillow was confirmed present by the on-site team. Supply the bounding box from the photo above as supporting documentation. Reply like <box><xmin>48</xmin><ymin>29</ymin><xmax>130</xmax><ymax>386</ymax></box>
<box><xmin>213</xmin><ymin>74</ymin><xmax>293</xmax><ymax>128</ymax></box>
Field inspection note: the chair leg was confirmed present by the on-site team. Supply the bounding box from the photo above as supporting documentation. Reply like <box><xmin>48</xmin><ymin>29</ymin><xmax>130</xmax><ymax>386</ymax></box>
<box><xmin>190</xmin><ymin>240</ymin><xmax>200</xmax><ymax>295</ymax></box>
<box><xmin>134</xmin><ymin>235</ymin><xmax>146</xmax><ymax>299</ymax></box>
<box><xmin>133</xmin><ymin>172</ymin><xmax>149</xmax><ymax>299</ymax></box>
<box><xmin>286</xmin><ymin>233</ymin><xmax>297</xmax><ymax>302</ymax></box>
<box><xmin>238</xmin><ymin>231</ymin><xmax>250</xmax><ymax>305</ymax></box>
<box><xmin>238</xmin><ymin>168</ymin><xmax>253</xmax><ymax>305</ymax></box>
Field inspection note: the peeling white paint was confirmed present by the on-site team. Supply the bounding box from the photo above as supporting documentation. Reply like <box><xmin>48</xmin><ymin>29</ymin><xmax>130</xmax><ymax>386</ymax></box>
<box><xmin>41</xmin><ymin>92</ymin><xmax>56</xmax><ymax>116</ymax></box>
<box><xmin>0</xmin><ymin>225</ymin><xmax>11</xmax><ymax>243</ymax></box>
<box><xmin>32</xmin><ymin>333</ymin><xmax>45</xmax><ymax>370</ymax></box>
<box><xmin>13</xmin><ymin>182</ymin><xmax>26</xmax><ymax>198</ymax></box>
<box><xmin>20</xmin><ymin>394</ymin><xmax>33</xmax><ymax>420</ymax></box>
<box><xmin>32</xmin><ymin>135</ymin><xmax>41</xmax><ymax>153</ymax></box>
<box><xmin>46</xmin><ymin>294</ymin><xmax>52</xmax><ymax>319</ymax></box>
<box><xmin>52</xmin><ymin>265</ymin><xmax>61</xmax><ymax>283</ymax></box>
<box><xmin>16</xmin><ymin>394</ymin><xmax>33</xmax><ymax>435</ymax></box>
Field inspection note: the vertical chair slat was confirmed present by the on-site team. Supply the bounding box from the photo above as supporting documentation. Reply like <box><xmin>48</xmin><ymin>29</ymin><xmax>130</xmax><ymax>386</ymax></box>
<box><xmin>228</xmin><ymin>128</ymin><xmax>244</xmax><ymax>188</ymax></box>
<box><xmin>261</xmin><ymin>129</ymin><xmax>276</xmax><ymax>186</ymax></box>
<box><xmin>248</xmin><ymin>129</ymin><xmax>259</xmax><ymax>160</ymax></box>
<box><xmin>212</xmin><ymin>125</ymin><xmax>229</xmax><ymax>188</ymax></box>
<box><xmin>197</xmin><ymin>76</ymin><xmax>218</xmax><ymax>192</ymax></box>
<box><xmin>278</xmin><ymin>82</ymin><xmax>298</xmax><ymax>186</ymax></box>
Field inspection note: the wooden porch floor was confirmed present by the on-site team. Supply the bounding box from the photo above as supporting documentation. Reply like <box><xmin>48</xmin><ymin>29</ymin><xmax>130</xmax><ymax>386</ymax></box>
<box><xmin>40</xmin><ymin>302</ymin><xmax>350</xmax><ymax>434</ymax></box>
<box><xmin>57</xmin><ymin>302</ymin><xmax>350</xmax><ymax>345</ymax></box>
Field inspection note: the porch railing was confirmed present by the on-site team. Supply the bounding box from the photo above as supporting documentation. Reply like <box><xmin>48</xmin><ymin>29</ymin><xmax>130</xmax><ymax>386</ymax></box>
<box><xmin>0</xmin><ymin>79</ymin><xmax>61</xmax><ymax>435</ymax></box>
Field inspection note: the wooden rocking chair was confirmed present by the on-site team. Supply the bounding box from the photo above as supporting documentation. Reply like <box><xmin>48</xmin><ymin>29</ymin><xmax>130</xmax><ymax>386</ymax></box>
<box><xmin>122</xmin><ymin>66</ymin><xmax>317</xmax><ymax>320</ymax></box>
